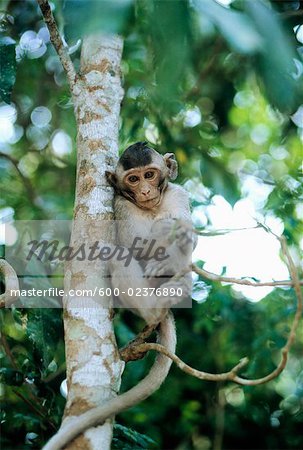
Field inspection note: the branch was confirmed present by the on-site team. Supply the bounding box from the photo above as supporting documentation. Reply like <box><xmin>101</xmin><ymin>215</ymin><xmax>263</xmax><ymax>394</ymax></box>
<box><xmin>175</xmin><ymin>222</ymin><xmax>302</xmax><ymax>287</ymax></box>
<box><xmin>121</xmin><ymin>238</ymin><xmax>302</xmax><ymax>386</ymax></box>
<box><xmin>232</xmin><ymin>236</ymin><xmax>302</xmax><ymax>386</ymax></box>
<box><xmin>192</xmin><ymin>264</ymin><xmax>303</xmax><ymax>287</ymax></box>
<box><xmin>186</xmin><ymin>38</ymin><xmax>224</xmax><ymax>99</ymax></box>
<box><xmin>13</xmin><ymin>389</ymin><xmax>57</xmax><ymax>430</ymax></box>
<box><xmin>0</xmin><ymin>259</ymin><xmax>19</xmax><ymax>308</ymax></box>
<box><xmin>122</xmin><ymin>342</ymin><xmax>250</xmax><ymax>383</ymax></box>
<box><xmin>195</xmin><ymin>225</ymin><xmax>262</xmax><ymax>236</ymax></box>
<box><xmin>280</xmin><ymin>9</ymin><xmax>303</xmax><ymax>19</ymax></box>
<box><xmin>0</xmin><ymin>333</ymin><xmax>19</xmax><ymax>370</ymax></box>
<box><xmin>37</xmin><ymin>0</ymin><xmax>77</xmax><ymax>89</ymax></box>
<box><xmin>120</xmin><ymin>323</ymin><xmax>158</xmax><ymax>362</ymax></box>
<box><xmin>1</xmin><ymin>330</ymin><xmax>58</xmax><ymax>428</ymax></box>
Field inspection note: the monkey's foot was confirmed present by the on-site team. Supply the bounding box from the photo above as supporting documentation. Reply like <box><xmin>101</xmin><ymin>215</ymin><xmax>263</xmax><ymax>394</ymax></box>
<box><xmin>144</xmin><ymin>259</ymin><xmax>175</xmax><ymax>279</ymax></box>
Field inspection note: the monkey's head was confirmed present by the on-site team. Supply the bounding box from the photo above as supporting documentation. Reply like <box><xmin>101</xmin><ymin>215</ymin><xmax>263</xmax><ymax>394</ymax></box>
<box><xmin>106</xmin><ymin>141</ymin><xmax>178</xmax><ymax>210</ymax></box>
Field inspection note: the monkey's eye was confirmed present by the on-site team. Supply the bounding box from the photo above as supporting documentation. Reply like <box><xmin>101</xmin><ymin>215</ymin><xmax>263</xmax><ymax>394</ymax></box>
<box><xmin>128</xmin><ymin>175</ymin><xmax>139</xmax><ymax>183</ymax></box>
<box><xmin>144</xmin><ymin>171</ymin><xmax>155</xmax><ymax>179</ymax></box>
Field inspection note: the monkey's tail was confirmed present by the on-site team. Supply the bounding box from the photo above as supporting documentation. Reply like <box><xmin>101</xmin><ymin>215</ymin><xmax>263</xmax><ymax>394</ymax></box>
<box><xmin>42</xmin><ymin>312</ymin><xmax>176</xmax><ymax>450</ymax></box>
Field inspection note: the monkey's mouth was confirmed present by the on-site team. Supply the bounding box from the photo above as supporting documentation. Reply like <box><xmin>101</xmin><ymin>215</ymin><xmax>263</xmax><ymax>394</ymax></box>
<box><xmin>138</xmin><ymin>196</ymin><xmax>161</xmax><ymax>208</ymax></box>
<box><xmin>141</xmin><ymin>196</ymin><xmax>158</xmax><ymax>202</ymax></box>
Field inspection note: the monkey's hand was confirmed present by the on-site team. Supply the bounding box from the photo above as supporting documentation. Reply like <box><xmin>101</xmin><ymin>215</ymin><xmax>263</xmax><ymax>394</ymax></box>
<box><xmin>150</xmin><ymin>217</ymin><xmax>177</xmax><ymax>240</ymax></box>
<box><xmin>144</xmin><ymin>224</ymin><xmax>193</xmax><ymax>278</ymax></box>
<box><xmin>173</xmin><ymin>221</ymin><xmax>194</xmax><ymax>254</ymax></box>
<box><xmin>151</xmin><ymin>219</ymin><xmax>194</xmax><ymax>252</ymax></box>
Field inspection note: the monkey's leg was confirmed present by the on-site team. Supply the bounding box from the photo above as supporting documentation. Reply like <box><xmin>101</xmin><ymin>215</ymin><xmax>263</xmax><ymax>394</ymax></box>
<box><xmin>109</xmin><ymin>256</ymin><xmax>167</xmax><ymax>325</ymax></box>
<box><xmin>156</xmin><ymin>273</ymin><xmax>192</xmax><ymax>309</ymax></box>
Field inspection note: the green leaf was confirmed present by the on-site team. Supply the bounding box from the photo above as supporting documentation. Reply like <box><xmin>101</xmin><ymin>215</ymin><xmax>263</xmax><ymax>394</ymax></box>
<box><xmin>244</xmin><ymin>0</ymin><xmax>302</xmax><ymax>112</ymax></box>
<box><xmin>0</xmin><ymin>36</ymin><xmax>16</xmax><ymax>104</ymax></box>
<box><xmin>195</xmin><ymin>0</ymin><xmax>262</xmax><ymax>54</ymax></box>
<box><xmin>22</xmin><ymin>255</ymin><xmax>62</xmax><ymax>308</ymax></box>
<box><xmin>147</xmin><ymin>0</ymin><xmax>192</xmax><ymax>112</ymax></box>
<box><xmin>200</xmin><ymin>156</ymin><xmax>240</xmax><ymax>205</ymax></box>
<box><xmin>195</xmin><ymin>0</ymin><xmax>303</xmax><ymax>112</ymax></box>
<box><xmin>0</xmin><ymin>367</ymin><xmax>24</xmax><ymax>386</ymax></box>
<box><xmin>26</xmin><ymin>309</ymin><xmax>63</xmax><ymax>371</ymax></box>
<box><xmin>63</xmin><ymin>0</ymin><xmax>133</xmax><ymax>43</ymax></box>
<box><xmin>113</xmin><ymin>424</ymin><xmax>157</xmax><ymax>449</ymax></box>
<box><xmin>12</xmin><ymin>412</ymin><xmax>41</xmax><ymax>428</ymax></box>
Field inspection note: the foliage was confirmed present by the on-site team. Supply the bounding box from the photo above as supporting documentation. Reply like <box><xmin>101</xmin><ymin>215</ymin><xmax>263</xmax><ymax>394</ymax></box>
<box><xmin>0</xmin><ymin>11</ymin><xmax>17</xmax><ymax>103</ymax></box>
<box><xmin>112</xmin><ymin>424</ymin><xmax>157</xmax><ymax>449</ymax></box>
<box><xmin>0</xmin><ymin>36</ymin><xmax>16</xmax><ymax>103</ymax></box>
<box><xmin>63</xmin><ymin>0</ymin><xmax>134</xmax><ymax>41</ymax></box>
<box><xmin>0</xmin><ymin>0</ymin><xmax>302</xmax><ymax>449</ymax></box>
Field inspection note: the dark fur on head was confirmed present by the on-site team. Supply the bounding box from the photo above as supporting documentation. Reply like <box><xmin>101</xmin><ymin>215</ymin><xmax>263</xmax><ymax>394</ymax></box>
<box><xmin>119</xmin><ymin>142</ymin><xmax>155</xmax><ymax>170</ymax></box>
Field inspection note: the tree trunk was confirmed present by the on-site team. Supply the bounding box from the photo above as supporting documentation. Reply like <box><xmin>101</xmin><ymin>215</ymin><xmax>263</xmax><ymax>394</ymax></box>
<box><xmin>62</xmin><ymin>34</ymin><xmax>124</xmax><ymax>450</ymax></box>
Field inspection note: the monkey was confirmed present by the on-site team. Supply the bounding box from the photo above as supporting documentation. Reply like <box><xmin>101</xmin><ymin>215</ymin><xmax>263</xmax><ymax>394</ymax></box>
<box><xmin>105</xmin><ymin>141</ymin><xmax>194</xmax><ymax>324</ymax></box>
<box><xmin>42</xmin><ymin>142</ymin><xmax>195</xmax><ymax>450</ymax></box>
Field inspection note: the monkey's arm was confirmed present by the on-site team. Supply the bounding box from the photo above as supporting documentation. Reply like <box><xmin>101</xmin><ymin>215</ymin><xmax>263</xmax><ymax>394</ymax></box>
<box><xmin>154</xmin><ymin>184</ymin><xmax>197</xmax><ymax>250</ymax></box>
<box><xmin>115</xmin><ymin>184</ymin><xmax>196</xmax><ymax>253</ymax></box>
<box><xmin>144</xmin><ymin>185</ymin><xmax>197</xmax><ymax>277</ymax></box>
<box><xmin>42</xmin><ymin>313</ymin><xmax>176</xmax><ymax>450</ymax></box>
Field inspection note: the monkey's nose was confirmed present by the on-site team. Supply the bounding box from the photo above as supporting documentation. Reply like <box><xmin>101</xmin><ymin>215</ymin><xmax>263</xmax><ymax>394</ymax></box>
<box><xmin>142</xmin><ymin>189</ymin><xmax>150</xmax><ymax>196</ymax></box>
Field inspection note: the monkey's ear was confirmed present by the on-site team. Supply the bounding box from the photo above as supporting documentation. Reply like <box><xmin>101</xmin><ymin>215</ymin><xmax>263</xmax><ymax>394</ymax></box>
<box><xmin>105</xmin><ymin>171</ymin><xmax>118</xmax><ymax>188</ymax></box>
<box><xmin>163</xmin><ymin>153</ymin><xmax>178</xmax><ymax>180</ymax></box>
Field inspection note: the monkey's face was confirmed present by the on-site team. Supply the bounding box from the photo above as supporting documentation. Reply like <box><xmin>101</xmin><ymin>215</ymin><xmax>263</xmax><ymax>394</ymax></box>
<box><xmin>123</xmin><ymin>166</ymin><xmax>163</xmax><ymax>209</ymax></box>
<box><xmin>105</xmin><ymin>142</ymin><xmax>178</xmax><ymax>210</ymax></box>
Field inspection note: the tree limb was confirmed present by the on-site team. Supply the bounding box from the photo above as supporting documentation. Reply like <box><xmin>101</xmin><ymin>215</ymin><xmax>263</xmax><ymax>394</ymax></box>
<box><xmin>37</xmin><ymin>0</ymin><xmax>77</xmax><ymax>89</ymax></box>
<box><xmin>232</xmin><ymin>236</ymin><xmax>302</xmax><ymax>385</ymax></box>
<box><xmin>0</xmin><ymin>259</ymin><xmax>19</xmax><ymax>308</ymax></box>
<box><xmin>119</xmin><ymin>323</ymin><xmax>158</xmax><ymax>362</ymax></box>
<box><xmin>0</xmin><ymin>333</ymin><xmax>19</xmax><ymax>369</ymax></box>
<box><xmin>192</xmin><ymin>263</ymin><xmax>303</xmax><ymax>287</ymax></box>
<box><xmin>178</xmin><ymin>222</ymin><xmax>303</xmax><ymax>287</ymax></box>
<box><xmin>122</xmin><ymin>237</ymin><xmax>302</xmax><ymax>386</ymax></box>
<box><xmin>1</xmin><ymin>328</ymin><xmax>58</xmax><ymax>429</ymax></box>
<box><xmin>12</xmin><ymin>389</ymin><xmax>57</xmax><ymax>430</ymax></box>
<box><xmin>122</xmin><ymin>341</ymin><xmax>250</xmax><ymax>382</ymax></box>
<box><xmin>281</xmin><ymin>9</ymin><xmax>303</xmax><ymax>19</ymax></box>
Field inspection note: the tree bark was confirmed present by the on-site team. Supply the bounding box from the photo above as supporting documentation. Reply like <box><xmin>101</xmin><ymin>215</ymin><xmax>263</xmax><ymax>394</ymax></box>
<box><xmin>62</xmin><ymin>34</ymin><xmax>124</xmax><ymax>450</ymax></box>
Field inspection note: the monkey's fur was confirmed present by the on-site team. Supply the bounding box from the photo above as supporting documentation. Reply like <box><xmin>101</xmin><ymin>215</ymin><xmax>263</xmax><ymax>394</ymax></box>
<box><xmin>43</xmin><ymin>143</ymin><xmax>193</xmax><ymax>450</ymax></box>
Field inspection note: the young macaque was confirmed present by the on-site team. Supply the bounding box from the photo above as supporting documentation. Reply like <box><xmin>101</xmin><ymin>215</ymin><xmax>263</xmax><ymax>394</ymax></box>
<box><xmin>106</xmin><ymin>141</ymin><xmax>195</xmax><ymax>325</ymax></box>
